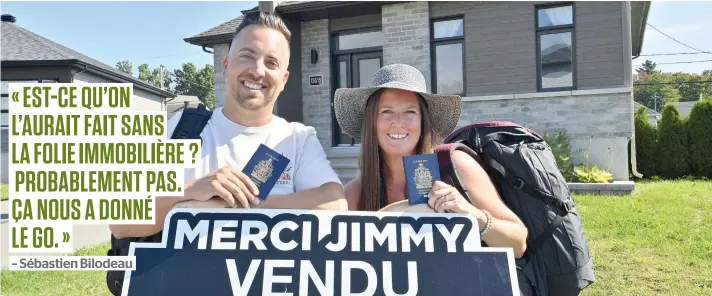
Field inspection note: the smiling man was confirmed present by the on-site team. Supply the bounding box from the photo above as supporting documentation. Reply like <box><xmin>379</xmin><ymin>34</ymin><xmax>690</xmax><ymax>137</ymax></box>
<box><xmin>109</xmin><ymin>11</ymin><xmax>347</xmax><ymax>240</ymax></box>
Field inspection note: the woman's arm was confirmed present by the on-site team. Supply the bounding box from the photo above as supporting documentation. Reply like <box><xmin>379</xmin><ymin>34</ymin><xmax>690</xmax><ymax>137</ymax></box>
<box><xmin>429</xmin><ymin>150</ymin><xmax>529</xmax><ymax>258</ymax></box>
<box><xmin>343</xmin><ymin>175</ymin><xmax>362</xmax><ymax>211</ymax></box>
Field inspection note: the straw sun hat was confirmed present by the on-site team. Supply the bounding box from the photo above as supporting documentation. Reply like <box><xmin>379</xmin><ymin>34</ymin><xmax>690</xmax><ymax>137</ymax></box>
<box><xmin>333</xmin><ymin>63</ymin><xmax>462</xmax><ymax>143</ymax></box>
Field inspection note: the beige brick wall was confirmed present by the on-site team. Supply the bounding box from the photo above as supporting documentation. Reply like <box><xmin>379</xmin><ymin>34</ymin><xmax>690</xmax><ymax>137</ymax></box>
<box><xmin>382</xmin><ymin>2</ymin><xmax>432</xmax><ymax>92</ymax></box>
<box><xmin>212</xmin><ymin>43</ymin><xmax>230</xmax><ymax>109</ymax></box>
<box><xmin>300</xmin><ymin>19</ymin><xmax>332</xmax><ymax>148</ymax></box>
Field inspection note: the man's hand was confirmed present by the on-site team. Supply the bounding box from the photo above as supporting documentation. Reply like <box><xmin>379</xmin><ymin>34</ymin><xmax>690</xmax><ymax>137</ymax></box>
<box><xmin>184</xmin><ymin>166</ymin><xmax>261</xmax><ymax>208</ymax></box>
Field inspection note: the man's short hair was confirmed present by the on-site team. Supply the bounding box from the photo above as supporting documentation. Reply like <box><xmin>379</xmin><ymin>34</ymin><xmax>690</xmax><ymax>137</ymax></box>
<box><xmin>233</xmin><ymin>11</ymin><xmax>291</xmax><ymax>47</ymax></box>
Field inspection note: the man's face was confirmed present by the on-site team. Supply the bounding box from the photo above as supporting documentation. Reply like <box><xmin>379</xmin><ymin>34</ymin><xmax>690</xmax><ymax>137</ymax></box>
<box><xmin>224</xmin><ymin>25</ymin><xmax>290</xmax><ymax>110</ymax></box>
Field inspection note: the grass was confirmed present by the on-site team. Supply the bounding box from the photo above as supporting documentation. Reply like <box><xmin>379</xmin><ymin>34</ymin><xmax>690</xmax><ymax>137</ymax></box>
<box><xmin>1</xmin><ymin>242</ymin><xmax>113</xmax><ymax>296</ymax></box>
<box><xmin>1</xmin><ymin>181</ymin><xmax>710</xmax><ymax>295</ymax></box>
<box><xmin>1</xmin><ymin>183</ymin><xmax>8</xmax><ymax>201</ymax></box>
<box><xmin>578</xmin><ymin>180</ymin><xmax>712</xmax><ymax>296</ymax></box>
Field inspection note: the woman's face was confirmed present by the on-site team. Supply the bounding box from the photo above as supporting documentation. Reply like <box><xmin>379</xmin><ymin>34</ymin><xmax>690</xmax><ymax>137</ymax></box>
<box><xmin>376</xmin><ymin>89</ymin><xmax>422</xmax><ymax>157</ymax></box>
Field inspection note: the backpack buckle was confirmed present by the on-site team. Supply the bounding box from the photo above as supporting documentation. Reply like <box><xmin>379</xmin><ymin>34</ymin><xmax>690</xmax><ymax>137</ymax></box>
<box><xmin>514</xmin><ymin>178</ymin><xmax>525</xmax><ymax>190</ymax></box>
<box><xmin>563</xmin><ymin>200</ymin><xmax>573</xmax><ymax>213</ymax></box>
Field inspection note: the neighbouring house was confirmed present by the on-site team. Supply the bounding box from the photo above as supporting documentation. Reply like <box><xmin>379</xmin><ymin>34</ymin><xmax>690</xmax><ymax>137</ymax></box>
<box><xmin>184</xmin><ymin>1</ymin><xmax>651</xmax><ymax>183</ymax></box>
<box><xmin>167</xmin><ymin>95</ymin><xmax>204</xmax><ymax>119</ymax></box>
<box><xmin>634</xmin><ymin>101</ymin><xmax>661</xmax><ymax>127</ymax></box>
<box><xmin>1</xmin><ymin>14</ymin><xmax>176</xmax><ymax>183</ymax></box>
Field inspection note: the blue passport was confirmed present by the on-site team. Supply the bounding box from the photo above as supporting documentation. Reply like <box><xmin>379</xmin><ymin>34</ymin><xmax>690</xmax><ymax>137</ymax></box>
<box><xmin>403</xmin><ymin>153</ymin><xmax>441</xmax><ymax>205</ymax></box>
<box><xmin>242</xmin><ymin>144</ymin><xmax>290</xmax><ymax>200</ymax></box>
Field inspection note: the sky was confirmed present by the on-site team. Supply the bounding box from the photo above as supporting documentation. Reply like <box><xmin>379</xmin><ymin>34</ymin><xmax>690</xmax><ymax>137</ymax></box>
<box><xmin>1</xmin><ymin>1</ymin><xmax>711</xmax><ymax>77</ymax></box>
<box><xmin>0</xmin><ymin>1</ymin><xmax>258</xmax><ymax>74</ymax></box>
<box><xmin>638</xmin><ymin>1</ymin><xmax>712</xmax><ymax>74</ymax></box>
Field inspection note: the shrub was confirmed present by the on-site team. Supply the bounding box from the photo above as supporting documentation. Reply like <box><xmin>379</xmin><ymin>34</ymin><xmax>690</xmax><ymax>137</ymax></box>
<box><xmin>687</xmin><ymin>99</ymin><xmax>712</xmax><ymax>178</ymax></box>
<box><xmin>634</xmin><ymin>106</ymin><xmax>658</xmax><ymax>177</ymax></box>
<box><xmin>544</xmin><ymin>130</ymin><xmax>575</xmax><ymax>182</ymax></box>
<box><xmin>572</xmin><ymin>137</ymin><xmax>614</xmax><ymax>183</ymax></box>
<box><xmin>657</xmin><ymin>104</ymin><xmax>691</xmax><ymax>178</ymax></box>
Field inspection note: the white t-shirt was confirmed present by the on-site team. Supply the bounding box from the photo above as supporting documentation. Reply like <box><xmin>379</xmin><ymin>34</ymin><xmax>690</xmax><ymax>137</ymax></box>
<box><xmin>167</xmin><ymin>107</ymin><xmax>342</xmax><ymax>206</ymax></box>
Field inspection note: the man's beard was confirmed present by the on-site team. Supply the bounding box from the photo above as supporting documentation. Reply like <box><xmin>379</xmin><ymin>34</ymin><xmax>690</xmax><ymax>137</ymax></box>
<box><xmin>233</xmin><ymin>87</ymin><xmax>274</xmax><ymax>110</ymax></box>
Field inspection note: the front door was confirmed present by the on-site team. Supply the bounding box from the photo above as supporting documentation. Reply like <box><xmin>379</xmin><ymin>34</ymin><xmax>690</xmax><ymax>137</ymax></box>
<box><xmin>332</xmin><ymin>51</ymin><xmax>382</xmax><ymax>146</ymax></box>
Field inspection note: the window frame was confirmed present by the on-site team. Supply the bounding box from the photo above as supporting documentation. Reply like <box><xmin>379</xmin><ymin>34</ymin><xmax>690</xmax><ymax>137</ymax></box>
<box><xmin>430</xmin><ymin>15</ymin><xmax>466</xmax><ymax>96</ymax></box>
<box><xmin>535</xmin><ymin>2</ymin><xmax>577</xmax><ymax>92</ymax></box>
<box><xmin>331</xmin><ymin>27</ymin><xmax>384</xmax><ymax>55</ymax></box>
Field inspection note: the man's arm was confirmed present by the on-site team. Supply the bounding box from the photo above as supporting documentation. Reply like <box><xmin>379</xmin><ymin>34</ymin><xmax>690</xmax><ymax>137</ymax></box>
<box><xmin>260</xmin><ymin>128</ymin><xmax>347</xmax><ymax>211</ymax></box>
<box><xmin>109</xmin><ymin>194</ymin><xmax>193</xmax><ymax>239</ymax></box>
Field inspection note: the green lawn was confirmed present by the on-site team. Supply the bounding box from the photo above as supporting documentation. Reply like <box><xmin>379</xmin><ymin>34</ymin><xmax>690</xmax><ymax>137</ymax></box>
<box><xmin>1</xmin><ymin>183</ymin><xmax>8</xmax><ymax>201</ymax></box>
<box><xmin>578</xmin><ymin>180</ymin><xmax>712</xmax><ymax>295</ymax></box>
<box><xmin>1</xmin><ymin>180</ymin><xmax>711</xmax><ymax>295</ymax></box>
<box><xmin>1</xmin><ymin>242</ymin><xmax>114</xmax><ymax>296</ymax></box>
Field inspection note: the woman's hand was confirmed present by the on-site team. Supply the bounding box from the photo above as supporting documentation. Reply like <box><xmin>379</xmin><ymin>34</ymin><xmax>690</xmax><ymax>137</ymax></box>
<box><xmin>427</xmin><ymin>181</ymin><xmax>477</xmax><ymax>214</ymax></box>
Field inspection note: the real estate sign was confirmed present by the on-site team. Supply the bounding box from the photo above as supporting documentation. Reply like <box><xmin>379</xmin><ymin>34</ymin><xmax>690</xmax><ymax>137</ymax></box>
<box><xmin>122</xmin><ymin>209</ymin><xmax>520</xmax><ymax>296</ymax></box>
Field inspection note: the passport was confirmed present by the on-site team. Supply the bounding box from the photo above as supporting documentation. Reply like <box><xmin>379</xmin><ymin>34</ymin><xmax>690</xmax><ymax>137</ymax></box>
<box><xmin>403</xmin><ymin>153</ymin><xmax>441</xmax><ymax>205</ymax></box>
<box><xmin>242</xmin><ymin>144</ymin><xmax>290</xmax><ymax>200</ymax></box>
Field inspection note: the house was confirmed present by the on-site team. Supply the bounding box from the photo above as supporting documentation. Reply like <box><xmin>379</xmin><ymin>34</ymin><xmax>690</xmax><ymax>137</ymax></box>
<box><xmin>1</xmin><ymin>14</ymin><xmax>176</xmax><ymax>183</ymax></box>
<box><xmin>634</xmin><ymin>101</ymin><xmax>661</xmax><ymax>127</ymax></box>
<box><xmin>167</xmin><ymin>95</ymin><xmax>204</xmax><ymax>119</ymax></box>
<box><xmin>184</xmin><ymin>1</ymin><xmax>651</xmax><ymax>183</ymax></box>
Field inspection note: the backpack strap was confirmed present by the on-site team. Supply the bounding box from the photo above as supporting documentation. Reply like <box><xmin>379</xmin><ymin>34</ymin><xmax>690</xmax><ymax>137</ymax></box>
<box><xmin>171</xmin><ymin>103</ymin><xmax>213</xmax><ymax>143</ymax></box>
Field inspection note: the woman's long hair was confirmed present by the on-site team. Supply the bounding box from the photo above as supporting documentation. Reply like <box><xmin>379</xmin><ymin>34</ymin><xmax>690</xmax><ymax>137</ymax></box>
<box><xmin>358</xmin><ymin>90</ymin><xmax>434</xmax><ymax>211</ymax></box>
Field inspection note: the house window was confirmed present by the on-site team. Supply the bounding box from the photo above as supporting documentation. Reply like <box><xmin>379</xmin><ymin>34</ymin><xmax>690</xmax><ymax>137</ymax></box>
<box><xmin>536</xmin><ymin>4</ymin><xmax>575</xmax><ymax>91</ymax></box>
<box><xmin>431</xmin><ymin>17</ymin><xmax>465</xmax><ymax>95</ymax></box>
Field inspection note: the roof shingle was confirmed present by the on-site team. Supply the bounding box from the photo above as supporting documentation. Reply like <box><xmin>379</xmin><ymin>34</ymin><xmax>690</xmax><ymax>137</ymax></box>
<box><xmin>1</xmin><ymin>22</ymin><xmax>173</xmax><ymax>97</ymax></box>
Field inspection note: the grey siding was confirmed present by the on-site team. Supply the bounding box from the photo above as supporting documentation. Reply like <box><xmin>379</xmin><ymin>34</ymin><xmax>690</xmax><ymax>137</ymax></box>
<box><xmin>575</xmin><ymin>1</ymin><xmax>625</xmax><ymax>89</ymax></box>
<box><xmin>430</xmin><ymin>1</ymin><xmax>626</xmax><ymax>96</ymax></box>
<box><xmin>330</xmin><ymin>14</ymin><xmax>381</xmax><ymax>32</ymax></box>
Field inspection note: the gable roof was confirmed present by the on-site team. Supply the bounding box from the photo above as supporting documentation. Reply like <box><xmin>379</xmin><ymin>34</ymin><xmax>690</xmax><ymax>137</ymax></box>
<box><xmin>1</xmin><ymin>21</ymin><xmax>175</xmax><ymax>98</ymax></box>
<box><xmin>183</xmin><ymin>15</ymin><xmax>245</xmax><ymax>46</ymax></box>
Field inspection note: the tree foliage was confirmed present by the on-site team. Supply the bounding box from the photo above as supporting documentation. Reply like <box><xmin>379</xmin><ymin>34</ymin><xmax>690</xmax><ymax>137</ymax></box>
<box><xmin>173</xmin><ymin>63</ymin><xmax>215</xmax><ymax>109</ymax></box>
<box><xmin>686</xmin><ymin>99</ymin><xmax>712</xmax><ymax>178</ymax></box>
<box><xmin>634</xmin><ymin>106</ymin><xmax>658</xmax><ymax>177</ymax></box>
<box><xmin>118</xmin><ymin>60</ymin><xmax>215</xmax><ymax>109</ymax></box>
<box><xmin>656</xmin><ymin>104</ymin><xmax>691</xmax><ymax>178</ymax></box>
<box><xmin>115</xmin><ymin>61</ymin><xmax>133</xmax><ymax>75</ymax></box>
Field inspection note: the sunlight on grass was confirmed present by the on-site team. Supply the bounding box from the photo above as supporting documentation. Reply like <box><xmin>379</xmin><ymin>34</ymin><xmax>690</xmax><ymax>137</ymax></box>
<box><xmin>1</xmin><ymin>242</ymin><xmax>114</xmax><ymax>296</ymax></box>
<box><xmin>578</xmin><ymin>180</ymin><xmax>712</xmax><ymax>295</ymax></box>
<box><xmin>1</xmin><ymin>183</ymin><xmax>8</xmax><ymax>201</ymax></box>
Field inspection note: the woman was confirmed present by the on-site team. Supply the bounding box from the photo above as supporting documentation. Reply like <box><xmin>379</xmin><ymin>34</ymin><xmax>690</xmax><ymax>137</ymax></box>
<box><xmin>333</xmin><ymin>64</ymin><xmax>528</xmax><ymax>258</ymax></box>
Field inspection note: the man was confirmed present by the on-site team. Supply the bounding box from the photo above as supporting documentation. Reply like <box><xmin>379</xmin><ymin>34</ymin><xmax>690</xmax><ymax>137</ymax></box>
<box><xmin>110</xmin><ymin>11</ymin><xmax>347</xmax><ymax>239</ymax></box>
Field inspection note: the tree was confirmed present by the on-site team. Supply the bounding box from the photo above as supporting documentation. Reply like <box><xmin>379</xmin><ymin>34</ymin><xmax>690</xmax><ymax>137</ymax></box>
<box><xmin>634</xmin><ymin>73</ymin><xmax>679</xmax><ymax>112</ymax></box>
<box><xmin>137</xmin><ymin>64</ymin><xmax>171</xmax><ymax>90</ymax></box>
<box><xmin>116</xmin><ymin>61</ymin><xmax>133</xmax><ymax>75</ymax></box>
<box><xmin>687</xmin><ymin>99</ymin><xmax>712</xmax><ymax>178</ymax></box>
<box><xmin>702</xmin><ymin>69</ymin><xmax>712</xmax><ymax>76</ymax></box>
<box><xmin>656</xmin><ymin>104</ymin><xmax>691</xmax><ymax>178</ymax></box>
<box><xmin>636</xmin><ymin>60</ymin><xmax>659</xmax><ymax>75</ymax></box>
<box><xmin>671</xmin><ymin>72</ymin><xmax>711</xmax><ymax>102</ymax></box>
<box><xmin>634</xmin><ymin>106</ymin><xmax>658</xmax><ymax>177</ymax></box>
<box><xmin>173</xmin><ymin>63</ymin><xmax>215</xmax><ymax>109</ymax></box>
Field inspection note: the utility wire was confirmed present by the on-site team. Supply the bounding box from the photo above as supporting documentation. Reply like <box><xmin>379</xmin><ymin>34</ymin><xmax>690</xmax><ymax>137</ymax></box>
<box><xmin>652</xmin><ymin>59</ymin><xmax>712</xmax><ymax>65</ymax></box>
<box><xmin>647</xmin><ymin>24</ymin><xmax>712</xmax><ymax>54</ymax></box>
<box><xmin>640</xmin><ymin>52</ymin><xmax>712</xmax><ymax>57</ymax></box>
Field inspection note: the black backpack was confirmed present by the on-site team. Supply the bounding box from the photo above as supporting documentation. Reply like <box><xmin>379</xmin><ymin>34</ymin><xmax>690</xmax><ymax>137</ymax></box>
<box><xmin>433</xmin><ymin>121</ymin><xmax>595</xmax><ymax>296</ymax></box>
<box><xmin>106</xmin><ymin>103</ymin><xmax>213</xmax><ymax>296</ymax></box>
